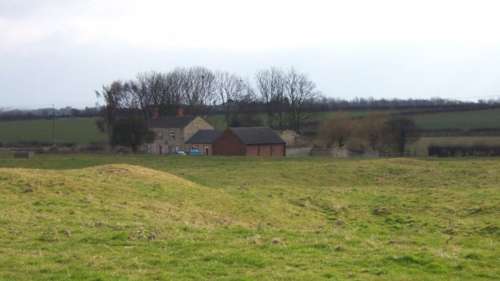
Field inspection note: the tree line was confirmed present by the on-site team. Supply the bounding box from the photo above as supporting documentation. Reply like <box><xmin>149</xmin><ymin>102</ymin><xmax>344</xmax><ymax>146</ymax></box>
<box><xmin>96</xmin><ymin>66</ymin><xmax>319</xmax><ymax>132</ymax></box>
<box><xmin>0</xmin><ymin>107</ymin><xmax>99</xmax><ymax>121</ymax></box>
<box><xmin>2</xmin><ymin>83</ymin><xmax>499</xmax><ymax>124</ymax></box>
<box><xmin>308</xmin><ymin>97</ymin><xmax>500</xmax><ymax>112</ymax></box>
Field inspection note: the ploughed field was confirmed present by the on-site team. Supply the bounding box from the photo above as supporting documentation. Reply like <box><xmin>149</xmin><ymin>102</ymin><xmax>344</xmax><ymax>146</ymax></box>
<box><xmin>0</xmin><ymin>155</ymin><xmax>499</xmax><ymax>280</ymax></box>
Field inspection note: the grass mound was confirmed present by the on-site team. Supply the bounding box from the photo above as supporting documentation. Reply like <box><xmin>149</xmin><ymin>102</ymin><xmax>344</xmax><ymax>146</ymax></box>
<box><xmin>0</xmin><ymin>164</ymin><xmax>249</xmax><ymax>229</ymax></box>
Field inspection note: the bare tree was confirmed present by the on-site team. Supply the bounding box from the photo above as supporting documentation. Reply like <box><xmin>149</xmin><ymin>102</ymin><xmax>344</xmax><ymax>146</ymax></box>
<box><xmin>95</xmin><ymin>80</ymin><xmax>136</xmax><ymax>144</ymax></box>
<box><xmin>163</xmin><ymin>70</ymin><xmax>185</xmax><ymax>111</ymax></box>
<box><xmin>215</xmin><ymin>71</ymin><xmax>250</xmax><ymax>125</ymax></box>
<box><xmin>121</xmin><ymin>68</ymin><xmax>220</xmax><ymax>118</ymax></box>
<box><xmin>183</xmin><ymin>67</ymin><xmax>216</xmax><ymax>113</ymax></box>
<box><xmin>256</xmin><ymin>67</ymin><xmax>318</xmax><ymax>131</ymax></box>
<box><xmin>129</xmin><ymin>71</ymin><xmax>165</xmax><ymax>120</ymax></box>
<box><xmin>255</xmin><ymin>67</ymin><xmax>287</xmax><ymax>129</ymax></box>
<box><xmin>284</xmin><ymin>68</ymin><xmax>318</xmax><ymax>131</ymax></box>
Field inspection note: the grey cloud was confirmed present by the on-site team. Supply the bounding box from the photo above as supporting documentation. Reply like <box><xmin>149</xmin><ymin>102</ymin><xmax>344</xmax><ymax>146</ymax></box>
<box><xmin>0</xmin><ymin>0</ymin><xmax>71</xmax><ymax>18</ymax></box>
<box><xmin>3</xmin><ymin>40</ymin><xmax>500</xmax><ymax>109</ymax></box>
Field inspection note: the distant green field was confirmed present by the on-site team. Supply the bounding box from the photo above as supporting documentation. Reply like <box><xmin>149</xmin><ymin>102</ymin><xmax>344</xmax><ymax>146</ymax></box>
<box><xmin>411</xmin><ymin>108</ymin><xmax>500</xmax><ymax>130</ymax></box>
<box><xmin>0</xmin><ymin>117</ymin><xmax>106</xmax><ymax>145</ymax></box>
<box><xmin>311</xmin><ymin>110</ymin><xmax>399</xmax><ymax>120</ymax></box>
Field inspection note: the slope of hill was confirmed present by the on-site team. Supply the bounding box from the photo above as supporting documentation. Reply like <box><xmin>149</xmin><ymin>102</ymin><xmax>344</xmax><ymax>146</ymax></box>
<box><xmin>0</xmin><ymin>155</ymin><xmax>499</xmax><ymax>280</ymax></box>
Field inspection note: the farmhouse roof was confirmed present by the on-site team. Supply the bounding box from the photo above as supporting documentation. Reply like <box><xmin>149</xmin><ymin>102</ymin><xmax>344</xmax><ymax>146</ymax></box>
<box><xmin>186</xmin><ymin>130</ymin><xmax>222</xmax><ymax>144</ymax></box>
<box><xmin>229</xmin><ymin>127</ymin><xmax>286</xmax><ymax>145</ymax></box>
<box><xmin>149</xmin><ymin>116</ymin><xmax>197</xmax><ymax>129</ymax></box>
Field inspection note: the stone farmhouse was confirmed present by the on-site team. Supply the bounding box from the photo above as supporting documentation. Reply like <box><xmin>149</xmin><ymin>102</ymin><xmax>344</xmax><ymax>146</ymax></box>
<box><xmin>145</xmin><ymin>112</ymin><xmax>213</xmax><ymax>155</ymax></box>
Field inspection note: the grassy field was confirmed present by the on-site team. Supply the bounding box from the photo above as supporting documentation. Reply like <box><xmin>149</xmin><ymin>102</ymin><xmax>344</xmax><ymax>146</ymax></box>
<box><xmin>0</xmin><ymin>117</ymin><xmax>107</xmax><ymax>145</ymax></box>
<box><xmin>411</xmin><ymin>108</ymin><xmax>500</xmax><ymax>130</ymax></box>
<box><xmin>0</xmin><ymin>154</ymin><xmax>498</xmax><ymax>280</ymax></box>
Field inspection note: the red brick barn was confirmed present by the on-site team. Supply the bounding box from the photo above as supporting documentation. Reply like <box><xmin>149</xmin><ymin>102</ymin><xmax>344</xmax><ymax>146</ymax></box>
<box><xmin>212</xmin><ymin>127</ymin><xmax>286</xmax><ymax>156</ymax></box>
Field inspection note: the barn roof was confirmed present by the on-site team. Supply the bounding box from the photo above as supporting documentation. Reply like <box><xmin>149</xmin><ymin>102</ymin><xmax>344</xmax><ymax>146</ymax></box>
<box><xmin>186</xmin><ymin>130</ymin><xmax>222</xmax><ymax>144</ymax></box>
<box><xmin>229</xmin><ymin>127</ymin><xmax>285</xmax><ymax>145</ymax></box>
<box><xmin>149</xmin><ymin>116</ymin><xmax>197</xmax><ymax>129</ymax></box>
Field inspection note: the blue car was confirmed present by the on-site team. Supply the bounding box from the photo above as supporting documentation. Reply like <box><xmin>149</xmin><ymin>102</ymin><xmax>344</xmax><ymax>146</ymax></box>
<box><xmin>190</xmin><ymin>147</ymin><xmax>201</xmax><ymax>156</ymax></box>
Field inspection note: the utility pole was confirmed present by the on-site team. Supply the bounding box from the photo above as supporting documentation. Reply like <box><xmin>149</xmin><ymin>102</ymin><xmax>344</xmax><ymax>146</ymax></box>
<box><xmin>52</xmin><ymin>104</ymin><xmax>56</xmax><ymax>146</ymax></box>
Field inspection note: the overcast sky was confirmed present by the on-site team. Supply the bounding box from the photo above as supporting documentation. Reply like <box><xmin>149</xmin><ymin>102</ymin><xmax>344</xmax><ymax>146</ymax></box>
<box><xmin>1</xmin><ymin>0</ymin><xmax>500</xmax><ymax>109</ymax></box>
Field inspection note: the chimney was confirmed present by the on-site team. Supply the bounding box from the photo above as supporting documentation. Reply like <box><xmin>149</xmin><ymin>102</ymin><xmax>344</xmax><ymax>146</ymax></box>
<box><xmin>176</xmin><ymin>107</ymin><xmax>184</xmax><ymax>117</ymax></box>
<box><xmin>151</xmin><ymin>107</ymin><xmax>160</xmax><ymax>120</ymax></box>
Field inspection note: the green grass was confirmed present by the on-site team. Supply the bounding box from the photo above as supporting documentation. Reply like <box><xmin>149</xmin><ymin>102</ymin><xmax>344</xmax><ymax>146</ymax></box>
<box><xmin>411</xmin><ymin>108</ymin><xmax>500</xmax><ymax>130</ymax></box>
<box><xmin>0</xmin><ymin>117</ymin><xmax>106</xmax><ymax>145</ymax></box>
<box><xmin>0</xmin><ymin>154</ymin><xmax>499</xmax><ymax>280</ymax></box>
